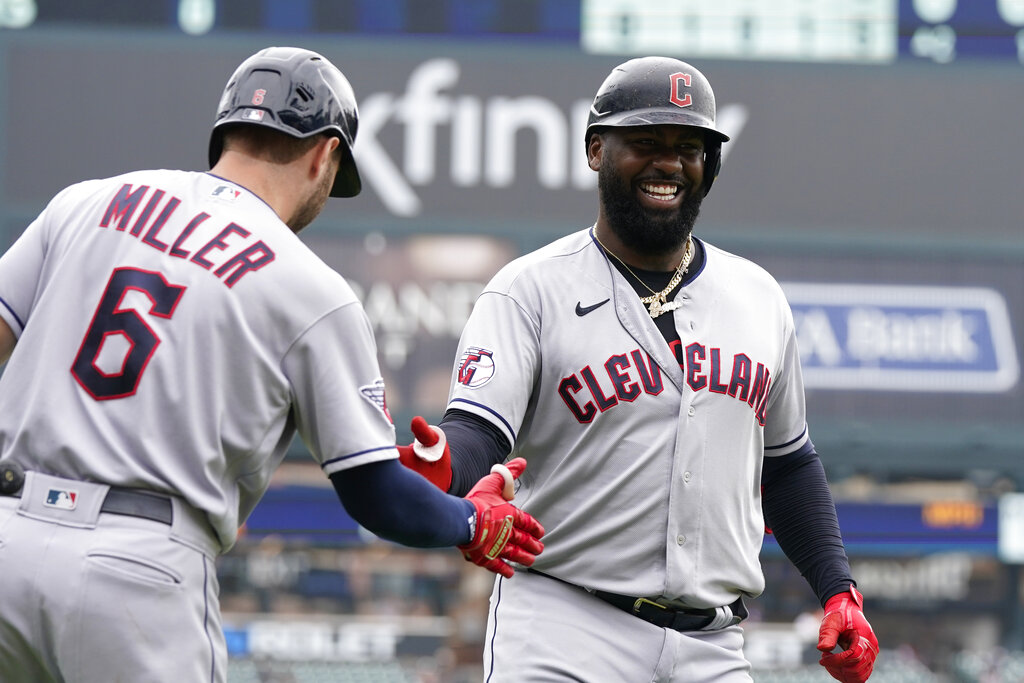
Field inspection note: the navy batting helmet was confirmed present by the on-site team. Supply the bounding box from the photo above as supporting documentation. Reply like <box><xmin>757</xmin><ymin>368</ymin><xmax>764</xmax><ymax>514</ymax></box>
<box><xmin>208</xmin><ymin>46</ymin><xmax>361</xmax><ymax>198</ymax></box>
<box><xmin>586</xmin><ymin>57</ymin><xmax>729</xmax><ymax>196</ymax></box>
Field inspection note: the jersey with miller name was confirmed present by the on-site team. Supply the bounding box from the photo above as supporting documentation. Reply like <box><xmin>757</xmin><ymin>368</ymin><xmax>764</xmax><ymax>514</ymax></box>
<box><xmin>0</xmin><ymin>169</ymin><xmax>398</xmax><ymax>551</ymax></box>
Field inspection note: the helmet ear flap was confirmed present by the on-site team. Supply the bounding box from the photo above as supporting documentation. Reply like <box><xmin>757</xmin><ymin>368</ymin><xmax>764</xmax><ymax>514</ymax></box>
<box><xmin>703</xmin><ymin>141</ymin><xmax>723</xmax><ymax>196</ymax></box>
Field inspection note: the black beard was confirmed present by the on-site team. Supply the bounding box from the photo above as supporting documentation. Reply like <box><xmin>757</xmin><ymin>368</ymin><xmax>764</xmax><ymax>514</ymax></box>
<box><xmin>598</xmin><ymin>164</ymin><xmax>704</xmax><ymax>255</ymax></box>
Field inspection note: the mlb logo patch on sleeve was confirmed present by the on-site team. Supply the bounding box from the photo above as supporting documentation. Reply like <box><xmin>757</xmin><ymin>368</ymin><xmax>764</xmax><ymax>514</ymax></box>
<box><xmin>44</xmin><ymin>488</ymin><xmax>78</xmax><ymax>510</ymax></box>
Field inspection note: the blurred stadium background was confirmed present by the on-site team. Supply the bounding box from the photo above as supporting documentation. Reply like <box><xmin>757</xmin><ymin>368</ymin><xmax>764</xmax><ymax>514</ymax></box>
<box><xmin>2</xmin><ymin>1</ymin><xmax>1023</xmax><ymax>680</ymax></box>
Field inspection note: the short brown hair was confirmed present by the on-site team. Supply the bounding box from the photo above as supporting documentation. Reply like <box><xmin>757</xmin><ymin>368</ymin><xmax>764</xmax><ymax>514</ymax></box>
<box><xmin>220</xmin><ymin>125</ymin><xmax>334</xmax><ymax>164</ymax></box>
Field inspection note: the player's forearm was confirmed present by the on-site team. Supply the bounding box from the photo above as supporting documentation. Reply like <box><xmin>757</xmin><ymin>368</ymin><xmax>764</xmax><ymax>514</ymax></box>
<box><xmin>439</xmin><ymin>409</ymin><xmax>511</xmax><ymax>496</ymax></box>
<box><xmin>330</xmin><ymin>459</ymin><xmax>473</xmax><ymax>547</ymax></box>
<box><xmin>761</xmin><ymin>448</ymin><xmax>855</xmax><ymax>606</ymax></box>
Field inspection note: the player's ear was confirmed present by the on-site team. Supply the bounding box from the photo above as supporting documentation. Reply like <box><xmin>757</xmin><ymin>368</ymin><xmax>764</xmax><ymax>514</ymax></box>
<box><xmin>310</xmin><ymin>135</ymin><xmax>341</xmax><ymax>183</ymax></box>
<box><xmin>587</xmin><ymin>134</ymin><xmax>603</xmax><ymax>172</ymax></box>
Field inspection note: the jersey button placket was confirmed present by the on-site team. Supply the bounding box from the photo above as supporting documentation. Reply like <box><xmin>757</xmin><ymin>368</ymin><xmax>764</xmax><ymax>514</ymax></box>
<box><xmin>670</xmin><ymin>392</ymin><xmax>699</xmax><ymax>589</ymax></box>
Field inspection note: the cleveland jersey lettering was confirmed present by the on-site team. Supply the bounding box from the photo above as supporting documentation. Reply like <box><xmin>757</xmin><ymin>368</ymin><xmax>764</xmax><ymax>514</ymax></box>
<box><xmin>558</xmin><ymin>349</ymin><xmax>663</xmax><ymax>423</ymax></box>
<box><xmin>672</xmin><ymin>341</ymin><xmax>773</xmax><ymax>425</ymax></box>
<box><xmin>558</xmin><ymin>343</ymin><xmax>773</xmax><ymax>425</ymax></box>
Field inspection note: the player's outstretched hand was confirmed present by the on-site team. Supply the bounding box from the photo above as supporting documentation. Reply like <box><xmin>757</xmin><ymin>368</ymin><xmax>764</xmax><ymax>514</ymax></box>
<box><xmin>458</xmin><ymin>458</ymin><xmax>545</xmax><ymax>578</ymax></box>
<box><xmin>397</xmin><ymin>416</ymin><xmax>452</xmax><ymax>492</ymax></box>
<box><xmin>817</xmin><ymin>585</ymin><xmax>879</xmax><ymax>683</ymax></box>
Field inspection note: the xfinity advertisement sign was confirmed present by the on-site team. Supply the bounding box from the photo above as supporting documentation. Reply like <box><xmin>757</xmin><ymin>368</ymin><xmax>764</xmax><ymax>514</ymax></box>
<box><xmin>5</xmin><ymin>36</ymin><xmax>1022</xmax><ymax>244</ymax></box>
<box><xmin>785</xmin><ymin>283</ymin><xmax>1019</xmax><ymax>393</ymax></box>
<box><xmin>350</xmin><ymin>57</ymin><xmax>749</xmax><ymax>218</ymax></box>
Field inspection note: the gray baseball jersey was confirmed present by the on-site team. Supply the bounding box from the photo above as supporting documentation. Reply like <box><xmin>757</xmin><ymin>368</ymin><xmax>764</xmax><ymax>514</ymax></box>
<box><xmin>0</xmin><ymin>169</ymin><xmax>398</xmax><ymax>552</ymax></box>
<box><xmin>448</xmin><ymin>227</ymin><xmax>808</xmax><ymax>609</ymax></box>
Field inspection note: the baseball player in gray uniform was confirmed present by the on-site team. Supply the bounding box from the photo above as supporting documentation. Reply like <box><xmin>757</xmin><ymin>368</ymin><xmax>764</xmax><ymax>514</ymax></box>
<box><xmin>400</xmin><ymin>57</ymin><xmax>877</xmax><ymax>682</ymax></box>
<box><xmin>0</xmin><ymin>47</ymin><xmax>543</xmax><ymax>683</ymax></box>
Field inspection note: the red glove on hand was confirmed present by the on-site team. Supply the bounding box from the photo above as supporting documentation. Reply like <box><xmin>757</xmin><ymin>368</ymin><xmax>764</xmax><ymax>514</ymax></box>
<box><xmin>458</xmin><ymin>457</ymin><xmax>545</xmax><ymax>578</ymax></box>
<box><xmin>817</xmin><ymin>585</ymin><xmax>879</xmax><ymax>683</ymax></box>
<box><xmin>397</xmin><ymin>416</ymin><xmax>452</xmax><ymax>492</ymax></box>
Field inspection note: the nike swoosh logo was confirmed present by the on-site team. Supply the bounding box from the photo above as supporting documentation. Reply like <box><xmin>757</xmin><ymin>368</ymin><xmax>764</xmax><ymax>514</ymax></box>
<box><xmin>575</xmin><ymin>299</ymin><xmax>610</xmax><ymax>316</ymax></box>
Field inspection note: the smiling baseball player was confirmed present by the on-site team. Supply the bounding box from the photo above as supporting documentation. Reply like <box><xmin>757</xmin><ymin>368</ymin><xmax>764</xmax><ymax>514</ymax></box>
<box><xmin>400</xmin><ymin>57</ymin><xmax>877</xmax><ymax>682</ymax></box>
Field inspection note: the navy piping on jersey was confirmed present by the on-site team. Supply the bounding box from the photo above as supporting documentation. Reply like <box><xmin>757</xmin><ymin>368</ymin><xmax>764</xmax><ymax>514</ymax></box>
<box><xmin>485</xmin><ymin>576</ymin><xmax>505</xmax><ymax>683</ymax></box>
<box><xmin>686</xmin><ymin>236</ymin><xmax>709</xmax><ymax>281</ymax></box>
<box><xmin>321</xmin><ymin>444</ymin><xmax>396</xmax><ymax>468</ymax></box>
<box><xmin>765</xmin><ymin>426</ymin><xmax>809</xmax><ymax>452</ymax></box>
<box><xmin>448</xmin><ymin>398</ymin><xmax>517</xmax><ymax>446</ymax></box>
<box><xmin>203</xmin><ymin>555</ymin><xmax>217</xmax><ymax>682</ymax></box>
<box><xmin>0</xmin><ymin>296</ymin><xmax>24</xmax><ymax>330</ymax></box>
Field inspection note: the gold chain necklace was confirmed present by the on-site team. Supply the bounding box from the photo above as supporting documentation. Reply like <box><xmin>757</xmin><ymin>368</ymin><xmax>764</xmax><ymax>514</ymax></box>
<box><xmin>595</xmin><ymin>233</ymin><xmax>693</xmax><ymax>319</ymax></box>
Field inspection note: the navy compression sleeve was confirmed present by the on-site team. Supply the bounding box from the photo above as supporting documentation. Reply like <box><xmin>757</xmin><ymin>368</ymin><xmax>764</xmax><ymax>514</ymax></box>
<box><xmin>330</xmin><ymin>459</ymin><xmax>474</xmax><ymax>547</ymax></box>
<box><xmin>761</xmin><ymin>444</ymin><xmax>855</xmax><ymax>606</ymax></box>
<box><xmin>439</xmin><ymin>409</ymin><xmax>510</xmax><ymax>496</ymax></box>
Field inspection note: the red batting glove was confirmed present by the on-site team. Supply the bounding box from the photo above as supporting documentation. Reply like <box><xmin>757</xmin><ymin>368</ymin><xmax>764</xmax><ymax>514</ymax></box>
<box><xmin>397</xmin><ymin>416</ymin><xmax>453</xmax><ymax>492</ymax></box>
<box><xmin>817</xmin><ymin>585</ymin><xmax>879</xmax><ymax>683</ymax></box>
<box><xmin>458</xmin><ymin>457</ymin><xmax>545</xmax><ymax>578</ymax></box>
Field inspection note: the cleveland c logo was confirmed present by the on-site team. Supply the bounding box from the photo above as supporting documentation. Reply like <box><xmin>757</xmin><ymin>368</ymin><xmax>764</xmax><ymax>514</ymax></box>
<box><xmin>669</xmin><ymin>73</ymin><xmax>692</xmax><ymax>108</ymax></box>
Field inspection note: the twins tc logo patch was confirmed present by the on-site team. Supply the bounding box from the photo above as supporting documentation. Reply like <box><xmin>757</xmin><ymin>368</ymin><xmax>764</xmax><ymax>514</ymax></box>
<box><xmin>359</xmin><ymin>377</ymin><xmax>393</xmax><ymax>423</ymax></box>
<box><xmin>44</xmin><ymin>488</ymin><xmax>78</xmax><ymax>510</ymax></box>
<box><xmin>457</xmin><ymin>347</ymin><xmax>495</xmax><ymax>388</ymax></box>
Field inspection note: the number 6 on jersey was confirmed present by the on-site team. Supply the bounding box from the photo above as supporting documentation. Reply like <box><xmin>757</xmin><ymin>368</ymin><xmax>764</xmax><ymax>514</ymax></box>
<box><xmin>71</xmin><ymin>267</ymin><xmax>185</xmax><ymax>400</ymax></box>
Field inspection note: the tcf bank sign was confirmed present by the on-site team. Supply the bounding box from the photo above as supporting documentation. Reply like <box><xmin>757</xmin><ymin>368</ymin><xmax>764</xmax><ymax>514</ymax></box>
<box><xmin>351</xmin><ymin>58</ymin><xmax>749</xmax><ymax>217</ymax></box>
<box><xmin>784</xmin><ymin>283</ymin><xmax>1019</xmax><ymax>393</ymax></box>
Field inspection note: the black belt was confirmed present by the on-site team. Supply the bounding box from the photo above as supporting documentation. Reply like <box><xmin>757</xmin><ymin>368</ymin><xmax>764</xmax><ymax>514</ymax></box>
<box><xmin>529</xmin><ymin>570</ymin><xmax>746</xmax><ymax>632</ymax></box>
<box><xmin>100</xmin><ymin>488</ymin><xmax>174</xmax><ymax>525</ymax></box>
<box><xmin>593</xmin><ymin>589</ymin><xmax>747</xmax><ymax>632</ymax></box>
<box><xmin>0</xmin><ymin>464</ymin><xmax>173</xmax><ymax>526</ymax></box>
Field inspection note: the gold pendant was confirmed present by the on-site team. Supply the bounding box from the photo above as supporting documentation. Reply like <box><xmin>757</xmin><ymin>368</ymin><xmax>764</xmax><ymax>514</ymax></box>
<box><xmin>649</xmin><ymin>298</ymin><xmax>682</xmax><ymax>319</ymax></box>
<box><xmin>648</xmin><ymin>297</ymin><xmax>665</xmax><ymax>318</ymax></box>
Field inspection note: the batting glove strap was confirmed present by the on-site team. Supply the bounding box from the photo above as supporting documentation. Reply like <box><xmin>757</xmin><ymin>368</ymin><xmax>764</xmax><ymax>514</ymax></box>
<box><xmin>817</xmin><ymin>585</ymin><xmax>879</xmax><ymax>683</ymax></box>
